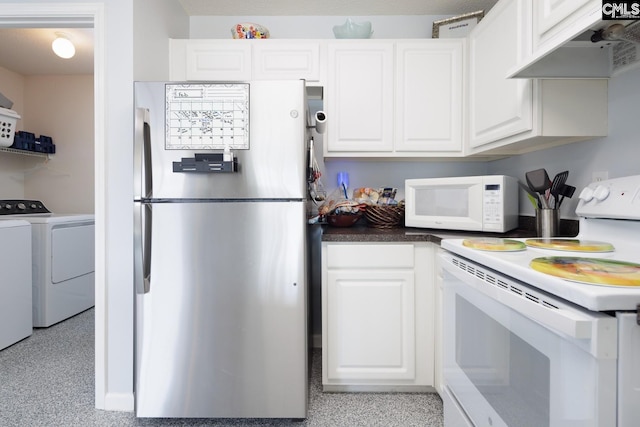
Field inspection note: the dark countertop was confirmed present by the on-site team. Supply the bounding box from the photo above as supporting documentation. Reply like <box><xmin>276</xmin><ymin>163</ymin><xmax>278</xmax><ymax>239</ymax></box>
<box><xmin>320</xmin><ymin>216</ymin><xmax>578</xmax><ymax>244</ymax></box>
<box><xmin>321</xmin><ymin>224</ymin><xmax>537</xmax><ymax>244</ymax></box>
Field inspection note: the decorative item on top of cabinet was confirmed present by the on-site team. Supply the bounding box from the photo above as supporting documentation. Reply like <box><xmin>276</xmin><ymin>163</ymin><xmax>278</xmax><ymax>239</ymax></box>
<box><xmin>321</xmin><ymin>242</ymin><xmax>436</xmax><ymax>392</ymax></box>
<box><xmin>230</xmin><ymin>22</ymin><xmax>270</xmax><ymax>39</ymax></box>
<box><xmin>325</xmin><ymin>40</ymin><xmax>464</xmax><ymax>158</ymax></box>
<box><xmin>432</xmin><ymin>10</ymin><xmax>484</xmax><ymax>38</ymax></box>
<box><xmin>332</xmin><ymin>18</ymin><xmax>373</xmax><ymax>39</ymax></box>
<box><xmin>467</xmin><ymin>0</ymin><xmax>607</xmax><ymax>156</ymax></box>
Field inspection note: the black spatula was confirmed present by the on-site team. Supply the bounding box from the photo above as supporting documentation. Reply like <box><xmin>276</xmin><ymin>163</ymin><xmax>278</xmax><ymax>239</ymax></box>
<box><xmin>525</xmin><ymin>169</ymin><xmax>551</xmax><ymax>209</ymax></box>
<box><xmin>550</xmin><ymin>171</ymin><xmax>569</xmax><ymax>209</ymax></box>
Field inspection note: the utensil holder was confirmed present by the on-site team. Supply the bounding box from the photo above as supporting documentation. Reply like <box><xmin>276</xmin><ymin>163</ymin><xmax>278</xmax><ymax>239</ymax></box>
<box><xmin>536</xmin><ymin>209</ymin><xmax>559</xmax><ymax>238</ymax></box>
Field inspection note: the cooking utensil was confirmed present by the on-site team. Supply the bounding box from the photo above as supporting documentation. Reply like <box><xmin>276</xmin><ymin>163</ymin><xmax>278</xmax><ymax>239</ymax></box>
<box><xmin>550</xmin><ymin>171</ymin><xmax>569</xmax><ymax>209</ymax></box>
<box><xmin>519</xmin><ymin>181</ymin><xmax>540</xmax><ymax>208</ymax></box>
<box><xmin>526</xmin><ymin>169</ymin><xmax>551</xmax><ymax>209</ymax></box>
<box><xmin>557</xmin><ymin>184</ymin><xmax>576</xmax><ymax>208</ymax></box>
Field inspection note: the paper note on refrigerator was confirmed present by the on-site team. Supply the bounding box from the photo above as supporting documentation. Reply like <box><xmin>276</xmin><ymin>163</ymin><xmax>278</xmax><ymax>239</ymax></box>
<box><xmin>165</xmin><ymin>83</ymin><xmax>250</xmax><ymax>150</ymax></box>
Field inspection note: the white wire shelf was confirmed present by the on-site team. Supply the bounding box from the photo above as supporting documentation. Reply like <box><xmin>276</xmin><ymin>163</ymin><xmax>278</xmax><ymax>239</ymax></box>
<box><xmin>0</xmin><ymin>146</ymin><xmax>51</xmax><ymax>158</ymax></box>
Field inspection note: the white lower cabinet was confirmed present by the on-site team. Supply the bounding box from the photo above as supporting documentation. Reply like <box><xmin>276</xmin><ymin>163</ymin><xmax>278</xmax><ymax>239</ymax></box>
<box><xmin>434</xmin><ymin>247</ymin><xmax>445</xmax><ymax>395</ymax></box>
<box><xmin>321</xmin><ymin>242</ymin><xmax>435</xmax><ymax>391</ymax></box>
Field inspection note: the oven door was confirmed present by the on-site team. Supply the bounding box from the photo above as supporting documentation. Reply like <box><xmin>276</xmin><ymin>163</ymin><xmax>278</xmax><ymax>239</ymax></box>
<box><xmin>441</xmin><ymin>252</ymin><xmax>617</xmax><ymax>427</ymax></box>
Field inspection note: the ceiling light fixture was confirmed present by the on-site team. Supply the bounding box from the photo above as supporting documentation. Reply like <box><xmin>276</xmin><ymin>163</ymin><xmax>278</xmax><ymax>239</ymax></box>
<box><xmin>52</xmin><ymin>33</ymin><xmax>75</xmax><ymax>59</ymax></box>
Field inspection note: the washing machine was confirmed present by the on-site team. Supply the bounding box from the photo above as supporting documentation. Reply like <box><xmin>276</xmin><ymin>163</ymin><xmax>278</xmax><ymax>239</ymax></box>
<box><xmin>0</xmin><ymin>219</ymin><xmax>32</xmax><ymax>349</ymax></box>
<box><xmin>0</xmin><ymin>200</ymin><xmax>95</xmax><ymax>327</ymax></box>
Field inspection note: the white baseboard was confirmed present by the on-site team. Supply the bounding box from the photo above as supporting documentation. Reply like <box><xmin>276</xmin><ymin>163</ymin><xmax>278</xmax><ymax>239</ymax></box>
<box><xmin>102</xmin><ymin>392</ymin><xmax>134</xmax><ymax>412</ymax></box>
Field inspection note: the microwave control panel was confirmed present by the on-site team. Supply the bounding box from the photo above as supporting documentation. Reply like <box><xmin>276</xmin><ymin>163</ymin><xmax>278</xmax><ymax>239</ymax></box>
<box><xmin>483</xmin><ymin>184</ymin><xmax>504</xmax><ymax>225</ymax></box>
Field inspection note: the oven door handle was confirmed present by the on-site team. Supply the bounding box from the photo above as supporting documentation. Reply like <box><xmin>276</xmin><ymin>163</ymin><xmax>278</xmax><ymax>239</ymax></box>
<box><xmin>442</xmin><ymin>256</ymin><xmax>604</xmax><ymax>341</ymax></box>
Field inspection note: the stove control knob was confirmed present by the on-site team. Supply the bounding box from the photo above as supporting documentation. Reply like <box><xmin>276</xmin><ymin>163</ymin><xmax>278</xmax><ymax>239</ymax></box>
<box><xmin>4</xmin><ymin>203</ymin><xmax>12</xmax><ymax>210</ymax></box>
<box><xmin>29</xmin><ymin>203</ymin><xmax>38</xmax><ymax>209</ymax></box>
<box><xmin>593</xmin><ymin>185</ymin><xmax>610</xmax><ymax>202</ymax></box>
<box><xmin>16</xmin><ymin>202</ymin><xmax>26</xmax><ymax>210</ymax></box>
<box><xmin>579</xmin><ymin>187</ymin><xmax>594</xmax><ymax>202</ymax></box>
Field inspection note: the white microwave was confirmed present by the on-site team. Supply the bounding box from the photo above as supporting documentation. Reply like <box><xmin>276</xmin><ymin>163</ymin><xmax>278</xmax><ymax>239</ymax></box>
<box><xmin>404</xmin><ymin>175</ymin><xmax>519</xmax><ymax>232</ymax></box>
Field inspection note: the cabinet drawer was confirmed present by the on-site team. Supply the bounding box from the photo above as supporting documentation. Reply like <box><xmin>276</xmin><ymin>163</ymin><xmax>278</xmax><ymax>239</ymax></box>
<box><xmin>326</xmin><ymin>243</ymin><xmax>414</xmax><ymax>269</ymax></box>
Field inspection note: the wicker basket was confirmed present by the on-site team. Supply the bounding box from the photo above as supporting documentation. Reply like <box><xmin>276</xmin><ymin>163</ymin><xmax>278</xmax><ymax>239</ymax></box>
<box><xmin>365</xmin><ymin>205</ymin><xmax>405</xmax><ymax>228</ymax></box>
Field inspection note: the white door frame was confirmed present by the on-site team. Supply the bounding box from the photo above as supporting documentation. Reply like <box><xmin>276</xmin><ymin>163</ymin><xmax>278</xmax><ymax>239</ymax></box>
<box><xmin>0</xmin><ymin>2</ymin><xmax>109</xmax><ymax>410</ymax></box>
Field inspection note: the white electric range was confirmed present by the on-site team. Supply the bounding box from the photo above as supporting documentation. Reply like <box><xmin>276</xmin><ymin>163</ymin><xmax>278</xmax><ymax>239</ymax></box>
<box><xmin>440</xmin><ymin>174</ymin><xmax>640</xmax><ymax>427</ymax></box>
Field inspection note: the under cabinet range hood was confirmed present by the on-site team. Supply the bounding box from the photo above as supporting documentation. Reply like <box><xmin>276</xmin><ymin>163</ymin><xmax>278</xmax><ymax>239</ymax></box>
<box><xmin>509</xmin><ymin>17</ymin><xmax>640</xmax><ymax>79</ymax></box>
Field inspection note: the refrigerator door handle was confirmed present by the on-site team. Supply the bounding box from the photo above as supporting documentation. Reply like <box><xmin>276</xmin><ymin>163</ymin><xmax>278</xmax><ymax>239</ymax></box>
<box><xmin>134</xmin><ymin>107</ymin><xmax>153</xmax><ymax>200</ymax></box>
<box><xmin>134</xmin><ymin>203</ymin><xmax>152</xmax><ymax>294</ymax></box>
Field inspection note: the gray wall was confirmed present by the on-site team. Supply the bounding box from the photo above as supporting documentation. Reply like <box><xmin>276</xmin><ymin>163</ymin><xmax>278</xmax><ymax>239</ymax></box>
<box><xmin>488</xmin><ymin>67</ymin><xmax>640</xmax><ymax>219</ymax></box>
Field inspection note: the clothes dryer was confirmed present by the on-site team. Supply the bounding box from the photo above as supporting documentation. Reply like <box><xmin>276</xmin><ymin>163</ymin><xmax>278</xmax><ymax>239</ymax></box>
<box><xmin>0</xmin><ymin>200</ymin><xmax>94</xmax><ymax>327</ymax></box>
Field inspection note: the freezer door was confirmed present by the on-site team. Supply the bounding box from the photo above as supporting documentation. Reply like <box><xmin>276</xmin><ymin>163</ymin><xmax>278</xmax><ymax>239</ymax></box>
<box><xmin>135</xmin><ymin>201</ymin><xmax>308</xmax><ymax>418</ymax></box>
<box><xmin>134</xmin><ymin>80</ymin><xmax>307</xmax><ymax>200</ymax></box>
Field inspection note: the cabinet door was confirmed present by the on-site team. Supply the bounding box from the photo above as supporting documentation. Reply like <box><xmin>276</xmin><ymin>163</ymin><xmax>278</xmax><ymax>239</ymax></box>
<box><xmin>252</xmin><ymin>41</ymin><xmax>320</xmax><ymax>81</ymax></box>
<box><xmin>533</xmin><ymin>0</ymin><xmax>600</xmax><ymax>52</ymax></box>
<box><xmin>326</xmin><ymin>42</ymin><xmax>394</xmax><ymax>152</ymax></box>
<box><xmin>395</xmin><ymin>40</ymin><xmax>463</xmax><ymax>152</ymax></box>
<box><xmin>325</xmin><ymin>269</ymin><xmax>416</xmax><ymax>381</ymax></box>
<box><xmin>468</xmin><ymin>0</ymin><xmax>533</xmax><ymax>148</ymax></box>
<box><xmin>185</xmin><ymin>41</ymin><xmax>251</xmax><ymax>81</ymax></box>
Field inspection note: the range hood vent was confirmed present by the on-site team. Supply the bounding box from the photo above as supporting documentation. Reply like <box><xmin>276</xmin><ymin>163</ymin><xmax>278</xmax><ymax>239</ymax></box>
<box><xmin>509</xmin><ymin>19</ymin><xmax>640</xmax><ymax>79</ymax></box>
<box><xmin>591</xmin><ymin>20</ymin><xmax>640</xmax><ymax>44</ymax></box>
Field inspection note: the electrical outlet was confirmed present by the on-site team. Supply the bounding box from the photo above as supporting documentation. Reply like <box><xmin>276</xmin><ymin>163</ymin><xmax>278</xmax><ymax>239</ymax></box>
<box><xmin>592</xmin><ymin>171</ymin><xmax>609</xmax><ymax>182</ymax></box>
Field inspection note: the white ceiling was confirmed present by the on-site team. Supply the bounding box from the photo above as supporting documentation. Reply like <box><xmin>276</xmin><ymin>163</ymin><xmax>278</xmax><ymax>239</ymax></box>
<box><xmin>0</xmin><ymin>0</ymin><xmax>498</xmax><ymax>76</ymax></box>
<box><xmin>0</xmin><ymin>27</ymin><xmax>94</xmax><ymax>76</ymax></box>
<box><xmin>178</xmin><ymin>0</ymin><xmax>498</xmax><ymax>16</ymax></box>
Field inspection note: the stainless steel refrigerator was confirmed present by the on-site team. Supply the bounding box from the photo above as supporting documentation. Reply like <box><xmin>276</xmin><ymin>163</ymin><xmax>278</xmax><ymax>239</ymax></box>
<box><xmin>133</xmin><ymin>80</ymin><xmax>308</xmax><ymax>418</ymax></box>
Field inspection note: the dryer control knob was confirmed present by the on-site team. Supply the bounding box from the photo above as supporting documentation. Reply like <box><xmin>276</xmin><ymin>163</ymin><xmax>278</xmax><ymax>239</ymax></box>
<box><xmin>578</xmin><ymin>187</ymin><xmax>594</xmax><ymax>202</ymax></box>
<box><xmin>593</xmin><ymin>185</ymin><xmax>610</xmax><ymax>201</ymax></box>
<box><xmin>16</xmin><ymin>202</ymin><xmax>26</xmax><ymax>210</ymax></box>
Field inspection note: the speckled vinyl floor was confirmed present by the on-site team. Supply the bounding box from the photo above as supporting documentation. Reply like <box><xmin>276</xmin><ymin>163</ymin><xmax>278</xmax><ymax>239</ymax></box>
<box><xmin>0</xmin><ymin>309</ymin><xmax>443</xmax><ymax>426</ymax></box>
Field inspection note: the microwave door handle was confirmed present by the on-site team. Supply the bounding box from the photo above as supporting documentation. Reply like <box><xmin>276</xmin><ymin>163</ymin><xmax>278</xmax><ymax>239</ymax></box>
<box><xmin>134</xmin><ymin>108</ymin><xmax>153</xmax><ymax>199</ymax></box>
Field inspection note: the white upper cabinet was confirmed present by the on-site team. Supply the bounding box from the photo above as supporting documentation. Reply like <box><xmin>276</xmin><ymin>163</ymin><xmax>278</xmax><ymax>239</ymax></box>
<box><xmin>467</xmin><ymin>0</ymin><xmax>608</xmax><ymax>155</ymax></box>
<box><xmin>325</xmin><ymin>40</ymin><xmax>464</xmax><ymax>158</ymax></box>
<box><xmin>532</xmin><ymin>0</ymin><xmax>600</xmax><ymax>54</ymax></box>
<box><xmin>468</xmin><ymin>0</ymin><xmax>533</xmax><ymax>149</ymax></box>
<box><xmin>326</xmin><ymin>41</ymin><xmax>395</xmax><ymax>153</ymax></box>
<box><xmin>510</xmin><ymin>0</ymin><xmax>610</xmax><ymax>78</ymax></box>
<box><xmin>188</xmin><ymin>41</ymin><xmax>251</xmax><ymax>81</ymax></box>
<box><xmin>170</xmin><ymin>39</ymin><xmax>321</xmax><ymax>82</ymax></box>
<box><xmin>252</xmin><ymin>41</ymin><xmax>321</xmax><ymax>81</ymax></box>
<box><xmin>395</xmin><ymin>40</ymin><xmax>463</xmax><ymax>153</ymax></box>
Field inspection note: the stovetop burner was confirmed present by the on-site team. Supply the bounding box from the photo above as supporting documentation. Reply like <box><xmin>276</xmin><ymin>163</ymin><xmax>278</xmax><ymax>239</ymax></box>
<box><xmin>0</xmin><ymin>200</ymin><xmax>50</xmax><ymax>215</ymax></box>
<box><xmin>462</xmin><ymin>238</ymin><xmax>526</xmax><ymax>252</ymax></box>
<box><xmin>524</xmin><ymin>238</ymin><xmax>615</xmax><ymax>252</ymax></box>
<box><xmin>530</xmin><ymin>256</ymin><xmax>640</xmax><ymax>287</ymax></box>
